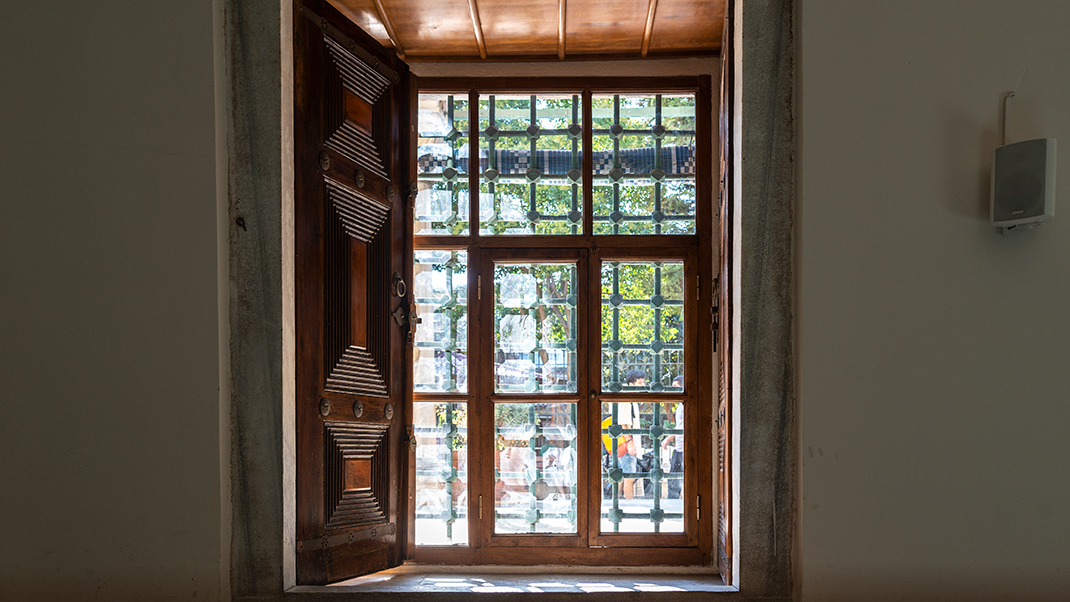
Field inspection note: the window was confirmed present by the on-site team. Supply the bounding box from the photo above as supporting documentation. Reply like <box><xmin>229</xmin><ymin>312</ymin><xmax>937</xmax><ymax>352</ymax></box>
<box><xmin>411</xmin><ymin>82</ymin><xmax>713</xmax><ymax>565</ymax></box>
<box><xmin>226</xmin><ymin>0</ymin><xmax>801</xmax><ymax>596</ymax></box>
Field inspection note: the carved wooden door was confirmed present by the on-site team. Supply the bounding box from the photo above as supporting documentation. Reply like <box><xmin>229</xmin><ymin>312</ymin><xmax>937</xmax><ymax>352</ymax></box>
<box><xmin>717</xmin><ymin>3</ymin><xmax>734</xmax><ymax>586</ymax></box>
<box><xmin>293</xmin><ymin>0</ymin><xmax>414</xmax><ymax>584</ymax></box>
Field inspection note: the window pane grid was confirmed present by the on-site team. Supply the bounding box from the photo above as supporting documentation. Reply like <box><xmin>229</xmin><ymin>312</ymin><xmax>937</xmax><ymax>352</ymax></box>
<box><xmin>592</xmin><ymin>94</ymin><xmax>697</xmax><ymax>235</ymax></box>
<box><xmin>494</xmin><ymin>263</ymin><xmax>578</xmax><ymax>394</ymax></box>
<box><xmin>416</xmin><ymin>94</ymin><xmax>470</xmax><ymax>236</ymax></box>
<box><xmin>413</xmin><ymin>84</ymin><xmax>704</xmax><ymax>552</ymax></box>
<box><xmin>415</xmin><ymin>402</ymin><xmax>469</xmax><ymax>545</ymax></box>
<box><xmin>601</xmin><ymin>262</ymin><xmax>684</xmax><ymax>392</ymax></box>
<box><xmin>601</xmin><ymin>401</ymin><xmax>684</xmax><ymax>533</ymax></box>
<box><xmin>479</xmin><ymin>94</ymin><xmax>583</xmax><ymax>235</ymax></box>
<box><xmin>414</xmin><ymin>250</ymin><xmax>468</xmax><ymax>393</ymax></box>
<box><xmin>495</xmin><ymin>402</ymin><xmax>578</xmax><ymax>533</ymax></box>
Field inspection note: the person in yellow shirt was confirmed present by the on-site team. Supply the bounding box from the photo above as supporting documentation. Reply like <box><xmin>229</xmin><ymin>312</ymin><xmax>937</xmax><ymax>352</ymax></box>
<box><xmin>601</xmin><ymin>370</ymin><xmax>645</xmax><ymax>498</ymax></box>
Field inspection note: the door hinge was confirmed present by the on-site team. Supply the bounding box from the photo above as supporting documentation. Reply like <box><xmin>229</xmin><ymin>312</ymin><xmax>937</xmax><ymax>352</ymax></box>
<box><xmin>477</xmin><ymin>275</ymin><xmax>482</xmax><ymax>301</ymax></box>
<box><xmin>697</xmin><ymin>495</ymin><xmax>701</xmax><ymax>521</ymax></box>
<box><xmin>711</xmin><ymin>277</ymin><xmax>720</xmax><ymax>346</ymax></box>
<box><xmin>479</xmin><ymin>495</ymin><xmax>483</xmax><ymax>519</ymax></box>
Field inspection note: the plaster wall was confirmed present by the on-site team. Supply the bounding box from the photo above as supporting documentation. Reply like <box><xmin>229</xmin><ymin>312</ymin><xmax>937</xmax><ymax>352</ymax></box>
<box><xmin>797</xmin><ymin>1</ymin><xmax>1070</xmax><ymax>600</ymax></box>
<box><xmin>0</xmin><ymin>1</ymin><xmax>222</xmax><ymax>600</ymax></box>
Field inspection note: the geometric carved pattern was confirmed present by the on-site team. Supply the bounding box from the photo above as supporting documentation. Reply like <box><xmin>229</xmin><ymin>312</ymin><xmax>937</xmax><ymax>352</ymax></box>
<box><xmin>326</xmin><ymin>178</ymin><xmax>389</xmax><ymax>244</ymax></box>
<box><xmin>324</xmin><ymin>178</ymin><xmax>390</xmax><ymax>398</ymax></box>
<box><xmin>325</xmin><ymin>347</ymin><xmax>388</xmax><ymax>397</ymax></box>
<box><xmin>325</xmin><ymin>421</ymin><xmax>391</xmax><ymax>530</ymax></box>
<box><xmin>323</xmin><ymin>34</ymin><xmax>392</xmax><ymax>181</ymax></box>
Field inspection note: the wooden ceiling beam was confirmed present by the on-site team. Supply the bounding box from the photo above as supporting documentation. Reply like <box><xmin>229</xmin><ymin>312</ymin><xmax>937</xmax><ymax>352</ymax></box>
<box><xmin>558</xmin><ymin>0</ymin><xmax>567</xmax><ymax>59</ymax></box>
<box><xmin>371</xmin><ymin>0</ymin><xmax>405</xmax><ymax>59</ymax></box>
<box><xmin>466</xmin><ymin>0</ymin><xmax>489</xmax><ymax>59</ymax></box>
<box><xmin>640</xmin><ymin>0</ymin><xmax>659</xmax><ymax>56</ymax></box>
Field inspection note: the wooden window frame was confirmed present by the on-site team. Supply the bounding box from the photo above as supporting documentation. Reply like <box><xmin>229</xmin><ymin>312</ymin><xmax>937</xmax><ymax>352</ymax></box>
<box><xmin>412</xmin><ymin>79</ymin><xmax>715</xmax><ymax>567</ymax></box>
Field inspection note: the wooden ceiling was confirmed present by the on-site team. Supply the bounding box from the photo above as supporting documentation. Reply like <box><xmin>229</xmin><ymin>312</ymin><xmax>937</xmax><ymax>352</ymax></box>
<box><xmin>327</xmin><ymin>0</ymin><xmax>725</xmax><ymax>61</ymax></box>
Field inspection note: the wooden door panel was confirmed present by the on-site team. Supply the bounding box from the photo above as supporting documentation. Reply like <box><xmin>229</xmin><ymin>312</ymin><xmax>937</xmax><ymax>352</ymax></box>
<box><xmin>322</xmin><ymin>179</ymin><xmax>390</xmax><ymax>398</ymax></box>
<box><xmin>295</xmin><ymin>0</ymin><xmax>412</xmax><ymax>584</ymax></box>
<box><xmin>716</xmin><ymin>2</ymin><xmax>734</xmax><ymax>586</ymax></box>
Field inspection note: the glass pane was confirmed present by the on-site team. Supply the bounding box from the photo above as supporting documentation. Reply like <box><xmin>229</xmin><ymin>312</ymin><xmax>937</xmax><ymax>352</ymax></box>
<box><xmin>417</xmin><ymin>94</ymin><xmax>470</xmax><ymax>235</ymax></box>
<box><xmin>601</xmin><ymin>261</ymin><xmax>684</xmax><ymax>391</ymax></box>
<box><xmin>479</xmin><ymin>94</ymin><xmax>583</xmax><ymax>235</ymax></box>
<box><xmin>414</xmin><ymin>250</ymin><xmax>468</xmax><ymax>392</ymax></box>
<box><xmin>494</xmin><ymin>402</ymin><xmax>578</xmax><ymax>534</ymax></box>
<box><xmin>600</xmin><ymin>401</ymin><xmax>684</xmax><ymax>533</ymax></box>
<box><xmin>591</xmin><ymin>93</ymin><xmax>696</xmax><ymax>235</ymax></box>
<box><xmin>494</xmin><ymin>263</ymin><xmax>577</xmax><ymax>394</ymax></box>
<box><xmin>414</xmin><ymin>402</ymin><xmax>469</xmax><ymax>545</ymax></box>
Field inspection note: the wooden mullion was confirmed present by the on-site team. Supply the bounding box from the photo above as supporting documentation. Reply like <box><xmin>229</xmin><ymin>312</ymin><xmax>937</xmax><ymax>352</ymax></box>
<box><xmin>596</xmin><ymin>393</ymin><xmax>686</xmax><ymax>404</ymax></box>
<box><xmin>490</xmin><ymin>394</ymin><xmax>583</xmax><ymax>404</ymax></box>
<box><xmin>411</xmin><ymin>392</ymin><xmax>470</xmax><ymax>403</ymax></box>
<box><xmin>464</xmin><ymin>242</ymin><xmax>484</xmax><ymax>551</ymax></box>
<box><xmin>468</xmin><ymin>235</ymin><xmax>696</xmax><ymax>250</ymax></box>
<box><xmin>584</xmin><ymin>246</ymin><xmax>602</xmax><ymax>548</ymax></box>
<box><xmin>412</xmin><ymin>235</ymin><xmax>472</xmax><ymax>249</ymax></box>
<box><xmin>475</xmin><ymin>250</ymin><xmax>495</xmax><ymax>547</ymax></box>
<box><xmin>574</xmin><ymin>248</ymin><xmax>591</xmax><ymax>544</ymax></box>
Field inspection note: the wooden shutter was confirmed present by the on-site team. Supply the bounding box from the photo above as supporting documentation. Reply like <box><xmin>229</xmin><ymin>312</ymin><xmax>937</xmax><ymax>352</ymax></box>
<box><xmin>716</xmin><ymin>3</ymin><xmax>734</xmax><ymax>586</ymax></box>
<box><xmin>294</xmin><ymin>0</ymin><xmax>414</xmax><ymax>584</ymax></box>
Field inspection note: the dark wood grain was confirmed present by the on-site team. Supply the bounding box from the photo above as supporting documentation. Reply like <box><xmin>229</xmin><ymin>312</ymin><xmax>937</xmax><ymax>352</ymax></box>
<box><xmin>295</xmin><ymin>0</ymin><xmax>413</xmax><ymax>584</ymax></box>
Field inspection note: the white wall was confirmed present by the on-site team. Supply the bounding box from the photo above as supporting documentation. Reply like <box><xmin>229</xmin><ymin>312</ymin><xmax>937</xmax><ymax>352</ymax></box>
<box><xmin>797</xmin><ymin>1</ymin><xmax>1070</xmax><ymax>600</ymax></box>
<box><xmin>0</xmin><ymin>2</ymin><xmax>222</xmax><ymax>600</ymax></box>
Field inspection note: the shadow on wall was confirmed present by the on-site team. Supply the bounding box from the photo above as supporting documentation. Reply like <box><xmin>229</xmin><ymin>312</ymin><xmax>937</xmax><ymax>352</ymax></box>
<box><xmin>942</xmin><ymin>105</ymin><xmax>997</xmax><ymax>220</ymax></box>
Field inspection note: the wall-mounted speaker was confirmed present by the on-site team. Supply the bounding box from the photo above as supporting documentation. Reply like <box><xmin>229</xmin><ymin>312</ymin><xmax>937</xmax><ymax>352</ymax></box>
<box><xmin>991</xmin><ymin>138</ymin><xmax>1056</xmax><ymax>229</ymax></box>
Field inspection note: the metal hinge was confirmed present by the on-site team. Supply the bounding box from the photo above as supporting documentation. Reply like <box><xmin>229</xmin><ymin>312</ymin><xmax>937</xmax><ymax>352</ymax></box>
<box><xmin>697</xmin><ymin>495</ymin><xmax>702</xmax><ymax>521</ymax></box>
<box><xmin>712</xmin><ymin>277</ymin><xmax>720</xmax><ymax>346</ymax></box>
<box><xmin>479</xmin><ymin>495</ymin><xmax>483</xmax><ymax>519</ymax></box>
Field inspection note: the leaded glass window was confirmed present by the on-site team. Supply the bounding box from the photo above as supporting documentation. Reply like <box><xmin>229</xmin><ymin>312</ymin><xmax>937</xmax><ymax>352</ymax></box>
<box><xmin>479</xmin><ymin>94</ymin><xmax>583</xmax><ymax>235</ymax></box>
<box><xmin>416</xmin><ymin>94</ymin><xmax>470</xmax><ymax>235</ymax></box>
<box><xmin>592</xmin><ymin>94</ymin><xmax>697</xmax><ymax>235</ymax></box>
<box><xmin>413</xmin><ymin>250</ymin><xmax>468</xmax><ymax>393</ymax></box>
<box><xmin>600</xmin><ymin>401</ymin><xmax>684</xmax><ymax>533</ymax></box>
<box><xmin>414</xmin><ymin>401</ymin><xmax>469</xmax><ymax>545</ymax></box>
<box><xmin>494</xmin><ymin>402</ymin><xmax>578</xmax><ymax>534</ymax></box>
<box><xmin>412</xmin><ymin>79</ymin><xmax>709</xmax><ymax>564</ymax></box>
<box><xmin>494</xmin><ymin>262</ymin><xmax>577</xmax><ymax>394</ymax></box>
<box><xmin>601</xmin><ymin>261</ymin><xmax>685</xmax><ymax>392</ymax></box>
